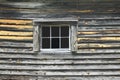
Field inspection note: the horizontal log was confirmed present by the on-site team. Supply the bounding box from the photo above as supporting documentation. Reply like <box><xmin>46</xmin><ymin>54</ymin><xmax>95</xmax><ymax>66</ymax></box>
<box><xmin>77</xmin><ymin>43</ymin><xmax>120</xmax><ymax>49</ymax></box>
<box><xmin>0</xmin><ymin>31</ymin><xmax>33</xmax><ymax>36</ymax></box>
<box><xmin>0</xmin><ymin>42</ymin><xmax>33</xmax><ymax>47</ymax></box>
<box><xmin>78</xmin><ymin>20</ymin><xmax>120</xmax><ymax>25</ymax></box>
<box><xmin>0</xmin><ymin>8</ymin><xmax>119</xmax><ymax>15</ymax></box>
<box><xmin>0</xmin><ymin>24</ymin><xmax>33</xmax><ymax>29</ymax></box>
<box><xmin>0</xmin><ymin>71</ymin><xmax>35</xmax><ymax>76</ymax></box>
<box><xmin>0</xmin><ymin>59</ymin><xmax>120</xmax><ymax>65</ymax></box>
<box><xmin>78</xmin><ymin>13</ymin><xmax>120</xmax><ymax>19</ymax></box>
<box><xmin>0</xmin><ymin>3</ymin><xmax>46</xmax><ymax>9</ymax></box>
<box><xmin>1</xmin><ymin>0</ymin><xmax>120</xmax><ymax>3</ymax></box>
<box><xmin>0</xmin><ymin>36</ymin><xmax>32</xmax><ymax>40</ymax></box>
<box><xmin>0</xmin><ymin>64</ymin><xmax>120</xmax><ymax>70</ymax></box>
<box><xmin>1</xmin><ymin>1</ymin><xmax>119</xmax><ymax>8</ymax></box>
<box><xmin>78</xmin><ymin>26</ymin><xmax>120</xmax><ymax>32</ymax></box>
<box><xmin>77</xmin><ymin>49</ymin><xmax>120</xmax><ymax>53</ymax></box>
<box><xmin>1</xmin><ymin>71</ymin><xmax>120</xmax><ymax>76</ymax></box>
<box><xmin>39</xmin><ymin>71</ymin><xmax>120</xmax><ymax>76</ymax></box>
<box><xmin>0</xmin><ymin>48</ymin><xmax>33</xmax><ymax>53</ymax></box>
<box><xmin>0</xmin><ymin>71</ymin><xmax>120</xmax><ymax>76</ymax></box>
<box><xmin>78</xmin><ymin>40</ymin><xmax>120</xmax><ymax>43</ymax></box>
<box><xmin>78</xmin><ymin>26</ymin><xmax>120</xmax><ymax>29</ymax></box>
<box><xmin>78</xmin><ymin>34</ymin><xmax>120</xmax><ymax>37</ymax></box>
<box><xmin>0</xmin><ymin>19</ymin><xmax>32</xmax><ymax>25</ymax></box>
<box><xmin>0</xmin><ymin>12</ymin><xmax>120</xmax><ymax>19</ymax></box>
<box><xmin>38</xmin><ymin>77</ymin><xmax>120</xmax><ymax>80</ymax></box>
<box><xmin>77</xmin><ymin>37</ymin><xmax>120</xmax><ymax>41</ymax></box>
<box><xmin>0</xmin><ymin>53</ymin><xmax>120</xmax><ymax>59</ymax></box>
<box><xmin>77</xmin><ymin>30</ymin><xmax>120</xmax><ymax>34</ymax></box>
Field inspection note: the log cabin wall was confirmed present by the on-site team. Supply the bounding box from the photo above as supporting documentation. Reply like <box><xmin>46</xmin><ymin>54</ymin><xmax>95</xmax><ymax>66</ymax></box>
<box><xmin>0</xmin><ymin>0</ymin><xmax>120</xmax><ymax>80</ymax></box>
<box><xmin>77</xmin><ymin>14</ymin><xmax>120</xmax><ymax>53</ymax></box>
<box><xmin>0</xmin><ymin>19</ymin><xmax>33</xmax><ymax>53</ymax></box>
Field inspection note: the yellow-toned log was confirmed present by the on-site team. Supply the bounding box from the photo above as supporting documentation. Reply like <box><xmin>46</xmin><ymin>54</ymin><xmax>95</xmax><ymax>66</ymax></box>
<box><xmin>78</xmin><ymin>37</ymin><xmax>120</xmax><ymax>41</ymax></box>
<box><xmin>68</xmin><ymin>10</ymin><xmax>94</xmax><ymax>13</ymax></box>
<box><xmin>0</xmin><ymin>19</ymin><xmax>32</xmax><ymax>25</ymax></box>
<box><xmin>0</xmin><ymin>31</ymin><xmax>33</xmax><ymax>36</ymax></box>
<box><xmin>0</xmin><ymin>25</ymin><xmax>33</xmax><ymax>29</ymax></box>
<box><xmin>78</xmin><ymin>32</ymin><xmax>98</xmax><ymax>35</ymax></box>
<box><xmin>0</xmin><ymin>36</ymin><xmax>32</xmax><ymax>40</ymax></box>
<box><xmin>78</xmin><ymin>30</ymin><xmax>120</xmax><ymax>35</ymax></box>
<box><xmin>78</xmin><ymin>43</ymin><xmax>120</xmax><ymax>48</ymax></box>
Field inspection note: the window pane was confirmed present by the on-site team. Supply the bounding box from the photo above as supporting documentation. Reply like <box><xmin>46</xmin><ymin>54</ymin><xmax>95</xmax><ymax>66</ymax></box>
<box><xmin>52</xmin><ymin>38</ymin><xmax>59</xmax><ymax>48</ymax></box>
<box><xmin>52</xmin><ymin>27</ymin><xmax>59</xmax><ymax>37</ymax></box>
<box><xmin>61</xmin><ymin>38</ymin><xmax>69</xmax><ymax>48</ymax></box>
<box><xmin>42</xmin><ymin>27</ymin><xmax>50</xmax><ymax>37</ymax></box>
<box><xmin>61</xmin><ymin>27</ymin><xmax>69</xmax><ymax>37</ymax></box>
<box><xmin>42</xmin><ymin>38</ymin><xmax>50</xmax><ymax>48</ymax></box>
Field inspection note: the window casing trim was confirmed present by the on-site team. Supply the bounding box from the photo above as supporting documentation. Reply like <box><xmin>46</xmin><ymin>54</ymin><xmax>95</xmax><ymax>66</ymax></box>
<box><xmin>33</xmin><ymin>18</ymin><xmax>78</xmax><ymax>53</ymax></box>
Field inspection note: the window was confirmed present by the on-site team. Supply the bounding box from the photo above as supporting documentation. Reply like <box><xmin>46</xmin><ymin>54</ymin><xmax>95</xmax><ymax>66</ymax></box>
<box><xmin>41</xmin><ymin>25</ymin><xmax>70</xmax><ymax>52</ymax></box>
<box><xmin>33</xmin><ymin>18</ymin><xmax>78</xmax><ymax>53</ymax></box>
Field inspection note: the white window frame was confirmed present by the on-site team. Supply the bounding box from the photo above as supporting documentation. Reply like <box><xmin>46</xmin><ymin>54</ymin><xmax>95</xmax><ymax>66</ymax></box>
<box><xmin>40</xmin><ymin>25</ymin><xmax>71</xmax><ymax>53</ymax></box>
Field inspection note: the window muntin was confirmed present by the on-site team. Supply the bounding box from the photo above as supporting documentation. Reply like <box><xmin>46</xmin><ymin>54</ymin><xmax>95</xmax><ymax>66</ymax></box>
<box><xmin>41</xmin><ymin>25</ymin><xmax>70</xmax><ymax>50</ymax></box>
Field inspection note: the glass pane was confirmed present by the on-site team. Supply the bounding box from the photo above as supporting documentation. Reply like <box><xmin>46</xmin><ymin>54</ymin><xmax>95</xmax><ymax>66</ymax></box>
<box><xmin>42</xmin><ymin>38</ymin><xmax>50</xmax><ymax>48</ymax></box>
<box><xmin>51</xmin><ymin>27</ymin><xmax>59</xmax><ymax>37</ymax></box>
<box><xmin>61</xmin><ymin>38</ymin><xmax>69</xmax><ymax>48</ymax></box>
<box><xmin>42</xmin><ymin>27</ymin><xmax>50</xmax><ymax>37</ymax></box>
<box><xmin>52</xmin><ymin>38</ymin><xmax>59</xmax><ymax>48</ymax></box>
<box><xmin>61</xmin><ymin>26</ymin><xmax>69</xmax><ymax>37</ymax></box>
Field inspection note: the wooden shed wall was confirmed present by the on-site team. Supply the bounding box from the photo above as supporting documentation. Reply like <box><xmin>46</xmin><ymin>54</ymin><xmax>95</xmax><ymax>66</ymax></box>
<box><xmin>0</xmin><ymin>1</ymin><xmax>120</xmax><ymax>80</ymax></box>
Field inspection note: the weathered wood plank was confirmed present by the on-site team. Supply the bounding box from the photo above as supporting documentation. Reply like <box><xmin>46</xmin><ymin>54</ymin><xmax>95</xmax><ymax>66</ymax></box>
<box><xmin>0</xmin><ymin>53</ymin><xmax>120</xmax><ymax>59</ymax></box>
<box><xmin>0</xmin><ymin>42</ymin><xmax>33</xmax><ymax>47</ymax></box>
<box><xmin>77</xmin><ymin>43</ymin><xmax>120</xmax><ymax>49</ymax></box>
<box><xmin>0</xmin><ymin>64</ymin><xmax>120</xmax><ymax>70</ymax></box>
<box><xmin>0</xmin><ymin>71</ymin><xmax>36</xmax><ymax>76</ymax></box>
<box><xmin>33</xmin><ymin>25</ymin><xmax>39</xmax><ymax>52</ymax></box>
<box><xmin>0</xmin><ymin>36</ymin><xmax>32</xmax><ymax>40</ymax></box>
<box><xmin>0</xmin><ymin>31</ymin><xmax>33</xmax><ymax>36</ymax></box>
<box><xmin>78</xmin><ymin>30</ymin><xmax>120</xmax><ymax>34</ymax></box>
<box><xmin>38</xmin><ymin>71</ymin><xmax>120</xmax><ymax>76</ymax></box>
<box><xmin>0</xmin><ymin>71</ymin><xmax>120</xmax><ymax>76</ymax></box>
<box><xmin>78</xmin><ymin>14</ymin><xmax>120</xmax><ymax>19</ymax></box>
<box><xmin>2</xmin><ymin>8</ymin><xmax>119</xmax><ymax>14</ymax></box>
<box><xmin>78</xmin><ymin>19</ymin><xmax>120</xmax><ymax>25</ymax></box>
<box><xmin>1</xmin><ymin>71</ymin><xmax>120</xmax><ymax>77</ymax></box>
<box><xmin>0</xmin><ymin>3</ymin><xmax>46</xmax><ymax>9</ymax></box>
<box><xmin>78</xmin><ymin>37</ymin><xmax>120</xmax><ymax>41</ymax></box>
<box><xmin>78</xmin><ymin>26</ymin><xmax>120</xmax><ymax>30</ymax></box>
<box><xmin>1</xmin><ymin>1</ymin><xmax>119</xmax><ymax>8</ymax></box>
<box><xmin>71</xmin><ymin>25</ymin><xmax>77</xmax><ymax>52</ymax></box>
<box><xmin>0</xmin><ymin>19</ymin><xmax>32</xmax><ymax>25</ymax></box>
<box><xmin>37</xmin><ymin>77</ymin><xmax>120</xmax><ymax>80</ymax></box>
<box><xmin>0</xmin><ymin>48</ymin><xmax>33</xmax><ymax>53</ymax></box>
<box><xmin>0</xmin><ymin>59</ymin><xmax>120</xmax><ymax>65</ymax></box>
<box><xmin>0</xmin><ymin>24</ymin><xmax>33</xmax><ymax>29</ymax></box>
<box><xmin>0</xmin><ymin>13</ymin><xmax>119</xmax><ymax>20</ymax></box>
<box><xmin>78</xmin><ymin>34</ymin><xmax>120</xmax><ymax>37</ymax></box>
<box><xmin>77</xmin><ymin>49</ymin><xmax>120</xmax><ymax>53</ymax></box>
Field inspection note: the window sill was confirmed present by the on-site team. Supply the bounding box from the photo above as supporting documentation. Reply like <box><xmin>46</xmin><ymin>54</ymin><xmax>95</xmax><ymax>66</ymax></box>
<box><xmin>40</xmin><ymin>49</ymin><xmax>71</xmax><ymax>54</ymax></box>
